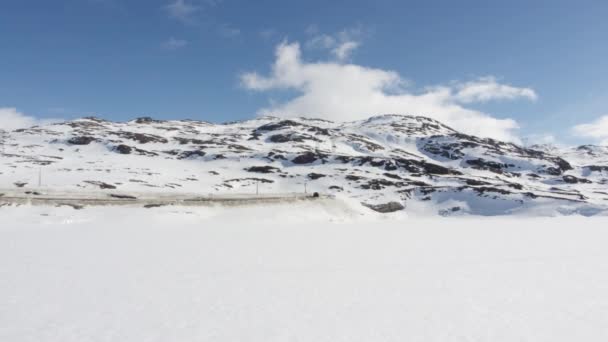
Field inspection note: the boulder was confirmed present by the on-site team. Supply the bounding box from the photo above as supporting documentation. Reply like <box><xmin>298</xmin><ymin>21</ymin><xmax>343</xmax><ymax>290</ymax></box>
<box><xmin>362</xmin><ymin>201</ymin><xmax>405</xmax><ymax>213</ymax></box>
<box><xmin>292</xmin><ymin>152</ymin><xmax>318</xmax><ymax>164</ymax></box>
<box><xmin>67</xmin><ymin>136</ymin><xmax>96</xmax><ymax>145</ymax></box>
<box><xmin>115</xmin><ymin>145</ymin><xmax>132</xmax><ymax>154</ymax></box>
<box><xmin>308</xmin><ymin>173</ymin><xmax>326</xmax><ymax>180</ymax></box>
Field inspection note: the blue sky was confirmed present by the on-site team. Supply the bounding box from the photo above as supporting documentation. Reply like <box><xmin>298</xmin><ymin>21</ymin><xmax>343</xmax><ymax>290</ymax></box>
<box><xmin>1</xmin><ymin>0</ymin><xmax>607</xmax><ymax>144</ymax></box>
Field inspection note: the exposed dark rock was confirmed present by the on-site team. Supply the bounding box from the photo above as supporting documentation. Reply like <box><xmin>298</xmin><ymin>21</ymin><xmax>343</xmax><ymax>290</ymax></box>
<box><xmin>14</xmin><ymin>182</ymin><xmax>27</xmax><ymax>188</ymax></box>
<box><xmin>307</xmin><ymin>126</ymin><xmax>330</xmax><ymax>135</ymax></box>
<box><xmin>269</xmin><ymin>133</ymin><xmax>320</xmax><ymax>143</ymax></box>
<box><xmin>345</xmin><ymin>134</ymin><xmax>385</xmax><ymax>151</ymax></box>
<box><xmin>544</xmin><ymin>167</ymin><xmax>562</xmax><ymax>176</ymax></box>
<box><xmin>360</xmin><ymin>179</ymin><xmax>406</xmax><ymax>190</ymax></box>
<box><xmin>292</xmin><ymin>152</ymin><xmax>322</xmax><ymax>164</ymax></box>
<box><xmin>465</xmin><ymin>179</ymin><xmax>492</xmax><ymax>186</ymax></box>
<box><xmin>67</xmin><ymin>136</ymin><xmax>96</xmax><ymax>145</ymax></box>
<box><xmin>173</xmin><ymin>137</ymin><xmax>208</xmax><ymax>145</ymax></box>
<box><xmin>562</xmin><ymin>175</ymin><xmax>592</xmax><ymax>184</ymax></box>
<box><xmin>144</xmin><ymin>204</ymin><xmax>166</xmax><ymax>209</ymax></box>
<box><xmin>178</xmin><ymin>150</ymin><xmax>206</xmax><ymax>159</ymax></box>
<box><xmin>465</xmin><ymin>158</ymin><xmax>510</xmax><ymax>173</ymax></box>
<box><xmin>109</xmin><ymin>131</ymin><xmax>168</xmax><ymax>144</ymax></box>
<box><xmin>345</xmin><ymin>175</ymin><xmax>364</xmax><ymax>181</ymax></box>
<box><xmin>362</xmin><ymin>201</ymin><xmax>405</xmax><ymax>213</ymax></box>
<box><xmin>329</xmin><ymin>185</ymin><xmax>343</xmax><ymax>191</ymax></box>
<box><xmin>439</xmin><ymin>206</ymin><xmax>462</xmax><ymax>216</ymax></box>
<box><xmin>407</xmin><ymin>180</ymin><xmax>431</xmax><ymax>187</ymax></box>
<box><xmin>554</xmin><ymin>158</ymin><xmax>573</xmax><ymax>172</ymax></box>
<box><xmin>383</xmin><ymin>173</ymin><xmax>403</xmax><ymax>180</ymax></box>
<box><xmin>162</xmin><ymin>149</ymin><xmax>180</xmax><ymax>156</ymax></box>
<box><xmin>256</xmin><ymin>120</ymin><xmax>302</xmax><ymax>131</ymax></box>
<box><xmin>224</xmin><ymin>177</ymin><xmax>274</xmax><ymax>184</ymax></box>
<box><xmin>308</xmin><ymin>173</ymin><xmax>326</xmax><ymax>180</ymax></box>
<box><xmin>134</xmin><ymin>117</ymin><xmax>163</xmax><ymax>124</ymax></box>
<box><xmin>471</xmin><ymin>187</ymin><xmax>512</xmax><ymax>196</ymax></box>
<box><xmin>109</xmin><ymin>194</ymin><xmax>137</xmax><ymax>200</ymax></box>
<box><xmin>506</xmin><ymin>183</ymin><xmax>524</xmax><ymax>190</ymax></box>
<box><xmin>115</xmin><ymin>144</ymin><xmax>132</xmax><ymax>154</ymax></box>
<box><xmin>586</xmin><ymin>165</ymin><xmax>608</xmax><ymax>172</ymax></box>
<box><xmin>245</xmin><ymin>166</ymin><xmax>280</xmax><ymax>173</ymax></box>
<box><xmin>419</xmin><ymin>161</ymin><xmax>460</xmax><ymax>175</ymax></box>
<box><xmin>132</xmin><ymin>147</ymin><xmax>158</xmax><ymax>157</ymax></box>
<box><xmin>248</xmin><ymin>132</ymin><xmax>262</xmax><ymax>140</ymax></box>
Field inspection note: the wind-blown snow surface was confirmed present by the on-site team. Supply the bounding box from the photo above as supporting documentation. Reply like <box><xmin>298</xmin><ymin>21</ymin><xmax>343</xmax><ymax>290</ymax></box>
<box><xmin>2</xmin><ymin>202</ymin><xmax>608</xmax><ymax>341</ymax></box>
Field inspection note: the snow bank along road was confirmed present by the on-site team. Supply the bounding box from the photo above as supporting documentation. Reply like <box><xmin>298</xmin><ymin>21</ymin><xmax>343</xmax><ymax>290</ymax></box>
<box><xmin>2</xmin><ymin>202</ymin><xmax>608</xmax><ymax>341</ymax></box>
<box><xmin>0</xmin><ymin>188</ymin><xmax>329</xmax><ymax>208</ymax></box>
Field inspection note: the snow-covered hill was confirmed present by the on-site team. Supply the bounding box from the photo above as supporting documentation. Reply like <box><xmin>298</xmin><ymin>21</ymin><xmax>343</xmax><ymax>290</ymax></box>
<box><xmin>1</xmin><ymin>114</ymin><xmax>607</xmax><ymax>215</ymax></box>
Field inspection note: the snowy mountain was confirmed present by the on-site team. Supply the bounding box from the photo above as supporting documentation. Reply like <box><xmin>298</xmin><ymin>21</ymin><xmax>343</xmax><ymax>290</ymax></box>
<box><xmin>1</xmin><ymin>114</ymin><xmax>608</xmax><ymax>215</ymax></box>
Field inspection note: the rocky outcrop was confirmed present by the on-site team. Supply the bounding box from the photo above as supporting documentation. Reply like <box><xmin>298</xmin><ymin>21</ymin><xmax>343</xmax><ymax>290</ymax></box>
<box><xmin>67</xmin><ymin>136</ymin><xmax>97</xmax><ymax>145</ymax></box>
<box><xmin>362</xmin><ymin>201</ymin><xmax>405</xmax><ymax>213</ymax></box>
<box><xmin>245</xmin><ymin>166</ymin><xmax>281</xmax><ymax>173</ymax></box>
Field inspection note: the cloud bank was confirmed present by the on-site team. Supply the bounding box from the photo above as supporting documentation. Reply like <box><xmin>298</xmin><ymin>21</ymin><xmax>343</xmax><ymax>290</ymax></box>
<box><xmin>305</xmin><ymin>28</ymin><xmax>363</xmax><ymax>61</ymax></box>
<box><xmin>0</xmin><ymin>108</ymin><xmax>60</xmax><ymax>131</ymax></box>
<box><xmin>572</xmin><ymin>115</ymin><xmax>608</xmax><ymax>145</ymax></box>
<box><xmin>165</xmin><ymin>0</ymin><xmax>199</xmax><ymax>24</ymax></box>
<box><xmin>241</xmin><ymin>41</ymin><xmax>537</xmax><ymax>142</ymax></box>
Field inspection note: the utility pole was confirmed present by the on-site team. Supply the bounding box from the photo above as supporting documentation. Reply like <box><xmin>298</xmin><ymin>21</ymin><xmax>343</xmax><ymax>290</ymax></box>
<box><xmin>304</xmin><ymin>181</ymin><xmax>307</xmax><ymax>194</ymax></box>
<box><xmin>0</xmin><ymin>130</ymin><xmax>5</xmax><ymax>155</ymax></box>
<box><xmin>256</xmin><ymin>180</ymin><xmax>259</xmax><ymax>195</ymax></box>
<box><xmin>38</xmin><ymin>168</ymin><xmax>42</xmax><ymax>188</ymax></box>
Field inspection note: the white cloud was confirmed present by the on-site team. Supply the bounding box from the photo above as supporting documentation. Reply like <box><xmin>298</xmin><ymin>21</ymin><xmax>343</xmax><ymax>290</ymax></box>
<box><xmin>241</xmin><ymin>41</ymin><xmax>540</xmax><ymax>142</ymax></box>
<box><xmin>572</xmin><ymin>115</ymin><xmax>608</xmax><ymax>145</ymax></box>
<box><xmin>332</xmin><ymin>41</ymin><xmax>360</xmax><ymax>61</ymax></box>
<box><xmin>164</xmin><ymin>0</ymin><xmax>222</xmax><ymax>24</ymax></box>
<box><xmin>0</xmin><ymin>108</ymin><xmax>57</xmax><ymax>131</ymax></box>
<box><xmin>165</xmin><ymin>0</ymin><xmax>199</xmax><ymax>24</ymax></box>
<box><xmin>161</xmin><ymin>37</ymin><xmax>188</xmax><ymax>50</ymax></box>
<box><xmin>306</xmin><ymin>27</ymin><xmax>363</xmax><ymax>61</ymax></box>
<box><xmin>454</xmin><ymin>76</ymin><xmax>537</xmax><ymax>103</ymax></box>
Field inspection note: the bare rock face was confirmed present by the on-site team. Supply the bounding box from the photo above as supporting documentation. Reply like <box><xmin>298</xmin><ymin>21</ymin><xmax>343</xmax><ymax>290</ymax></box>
<box><xmin>67</xmin><ymin>136</ymin><xmax>96</xmax><ymax>145</ymax></box>
<box><xmin>115</xmin><ymin>145</ymin><xmax>132</xmax><ymax>154</ymax></box>
<box><xmin>307</xmin><ymin>173</ymin><xmax>326</xmax><ymax>180</ymax></box>
<box><xmin>178</xmin><ymin>150</ymin><xmax>206</xmax><ymax>159</ymax></box>
<box><xmin>362</xmin><ymin>202</ymin><xmax>405</xmax><ymax>213</ymax></box>
<box><xmin>245</xmin><ymin>166</ymin><xmax>280</xmax><ymax>173</ymax></box>
<box><xmin>562</xmin><ymin>175</ymin><xmax>592</xmax><ymax>184</ymax></box>
<box><xmin>109</xmin><ymin>131</ymin><xmax>168</xmax><ymax>144</ymax></box>
<box><xmin>292</xmin><ymin>152</ymin><xmax>324</xmax><ymax>164</ymax></box>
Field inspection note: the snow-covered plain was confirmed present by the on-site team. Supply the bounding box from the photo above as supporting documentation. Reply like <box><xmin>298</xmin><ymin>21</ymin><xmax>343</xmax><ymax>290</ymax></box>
<box><xmin>2</xmin><ymin>201</ymin><xmax>608</xmax><ymax>341</ymax></box>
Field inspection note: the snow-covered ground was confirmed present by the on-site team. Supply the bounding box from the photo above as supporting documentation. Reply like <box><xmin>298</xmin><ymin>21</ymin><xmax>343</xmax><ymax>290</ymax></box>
<box><xmin>2</xmin><ymin>202</ymin><xmax>608</xmax><ymax>341</ymax></box>
<box><xmin>3</xmin><ymin>115</ymin><xmax>608</xmax><ymax>215</ymax></box>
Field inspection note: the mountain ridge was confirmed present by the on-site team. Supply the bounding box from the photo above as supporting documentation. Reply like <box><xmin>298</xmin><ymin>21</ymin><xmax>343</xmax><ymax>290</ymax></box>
<box><xmin>1</xmin><ymin>114</ymin><xmax>607</xmax><ymax>215</ymax></box>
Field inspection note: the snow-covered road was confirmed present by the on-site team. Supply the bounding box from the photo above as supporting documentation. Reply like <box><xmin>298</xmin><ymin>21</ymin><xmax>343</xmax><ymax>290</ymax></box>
<box><xmin>2</xmin><ymin>203</ymin><xmax>608</xmax><ymax>341</ymax></box>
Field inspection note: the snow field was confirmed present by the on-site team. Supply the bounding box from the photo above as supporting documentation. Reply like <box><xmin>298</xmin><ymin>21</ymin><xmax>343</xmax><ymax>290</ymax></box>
<box><xmin>2</xmin><ymin>203</ymin><xmax>608</xmax><ymax>341</ymax></box>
